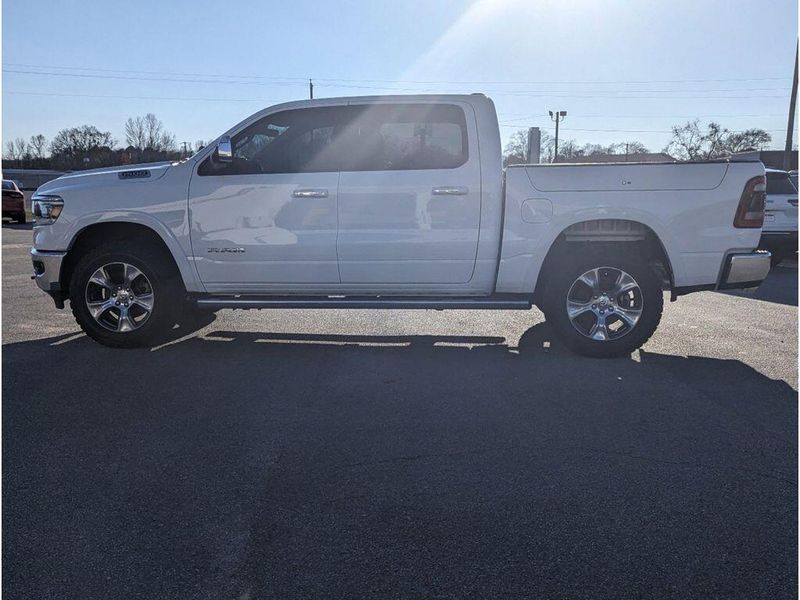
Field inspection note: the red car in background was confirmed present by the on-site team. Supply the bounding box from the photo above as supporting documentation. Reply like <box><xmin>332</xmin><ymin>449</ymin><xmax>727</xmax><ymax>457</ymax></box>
<box><xmin>2</xmin><ymin>179</ymin><xmax>25</xmax><ymax>223</ymax></box>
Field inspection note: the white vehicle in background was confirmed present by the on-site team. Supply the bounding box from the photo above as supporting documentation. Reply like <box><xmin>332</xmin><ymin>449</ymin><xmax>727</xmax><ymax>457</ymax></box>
<box><xmin>30</xmin><ymin>94</ymin><xmax>771</xmax><ymax>356</ymax></box>
<box><xmin>759</xmin><ymin>168</ymin><xmax>798</xmax><ymax>266</ymax></box>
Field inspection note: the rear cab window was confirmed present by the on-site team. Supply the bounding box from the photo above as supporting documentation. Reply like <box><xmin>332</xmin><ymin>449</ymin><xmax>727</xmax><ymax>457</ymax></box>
<box><xmin>338</xmin><ymin>103</ymin><xmax>469</xmax><ymax>172</ymax></box>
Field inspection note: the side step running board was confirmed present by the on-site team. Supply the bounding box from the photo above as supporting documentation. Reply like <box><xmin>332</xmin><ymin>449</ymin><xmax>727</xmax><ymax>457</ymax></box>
<box><xmin>195</xmin><ymin>295</ymin><xmax>532</xmax><ymax>310</ymax></box>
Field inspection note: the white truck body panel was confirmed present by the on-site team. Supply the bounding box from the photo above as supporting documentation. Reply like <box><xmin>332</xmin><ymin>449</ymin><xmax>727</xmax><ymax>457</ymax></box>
<box><xmin>496</xmin><ymin>161</ymin><xmax>764</xmax><ymax>292</ymax></box>
<box><xmin>31</xmin><ymin>93</ymin><xmax>765</xmax><ymax>301</ymax></box>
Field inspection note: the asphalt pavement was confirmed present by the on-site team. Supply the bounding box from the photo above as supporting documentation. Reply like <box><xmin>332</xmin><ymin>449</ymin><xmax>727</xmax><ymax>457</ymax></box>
<box><xmin>2</xmin><ymin>223</ymin><xmax>797</xmax><ymax>599</ymax></box>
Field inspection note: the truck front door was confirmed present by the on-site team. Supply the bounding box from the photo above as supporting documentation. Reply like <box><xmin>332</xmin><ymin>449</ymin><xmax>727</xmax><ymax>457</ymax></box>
<box><xmin>188</xmin><ymin>106</ymin><xmax>346</xmax><ymax>291</ymax></box>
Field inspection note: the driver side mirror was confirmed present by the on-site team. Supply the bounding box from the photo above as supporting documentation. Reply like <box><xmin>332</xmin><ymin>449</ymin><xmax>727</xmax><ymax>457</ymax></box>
<box><xmin>214</xmin><ymin>136</ymin><xmax>233</xmax><ymax>163</ymax></box>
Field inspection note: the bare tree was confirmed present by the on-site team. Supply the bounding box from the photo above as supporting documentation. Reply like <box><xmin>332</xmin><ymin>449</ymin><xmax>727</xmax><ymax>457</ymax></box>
<box><xmin>504</xmin><ymin>129</ymin><xmax>650</xmax><ymax>164</ymax></box>
<box><xmin>51</xmin><ymin>125</ymin><xmax>115</xmax><ymax>156</ymax></box>
<box><xmin>125</xmin><ymin>113</ymin><xmax>176</xmax><ymax>152</ymax></box>
<box><xmin>29</xmin><ymin>134</ymin><xmax>48</xmax><ymax>159</ymax></box>
<box><xmin>4</xmin><ymin>139</ymin><xmax>20</xmax><ymax>160</ymax></box>
<box><xmin>665</xmin><ymin>121</ymin><xmax>771</xmax><ymax>160</ymax></box>
<box><xmin>195</xmin><ymin>140</ymin><xmax>206</xmax><ymax>152</ymax></box>
<box><xmin>502</xmin><ymin>130</ymin><xmax>528</xmax><ymax>166</ymax></box>
<box><xmin>607</xmin><ymin>141</ymin><xmax>649</xmax><ymax>155</ymax></box>
<box><xmin>10</xmin><ymin>138</ymin><xmax>30</xmax><ymax>160</ymax></box>
<box><xmin>665</xmin><ymin>121</ymin><xmax>706</xmax><ymax>161</ymax></box>
<box><xmin>723</xmin><ymin>129</ymin><xmax>772</xmax><ymax>154</ymax></box>
<box><xmin>704</xmin><ymin>123</ymin><xmax>728</xmax><ymax>159</ymax></box>
<box><xmin>124</xmin><ymin>116</ymin><xmax>147</xmax><ymax>149</ymax></box>
<box><xmin>558</xmin><ymin>139</ymin><xmax>582</xmax><ymax>159</ymax></box>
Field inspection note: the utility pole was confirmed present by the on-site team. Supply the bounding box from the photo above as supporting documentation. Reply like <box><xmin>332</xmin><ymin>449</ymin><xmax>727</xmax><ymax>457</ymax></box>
<box><xmin>549</xmin><ymin>110</ymin><xmax>567</xmax><ymax>162</ymax></box>
<box><xmin>181</xmin><ymin>141</ymin><xmax>189</xmax><ymax>157</ymax></box>
<box><xmin>784</xmin><ymin>42</ymin><xmax>798</xmax><ymax>171</ymax></box>
<box><xmin>309</xmin><ymin>78</ymin><xmax>314</xmax><ymax>100</ymax></box>
<box><xmin>526</xmin><ymin>127</ymin><xmax>541</xmax><ymax>163</ymax></box>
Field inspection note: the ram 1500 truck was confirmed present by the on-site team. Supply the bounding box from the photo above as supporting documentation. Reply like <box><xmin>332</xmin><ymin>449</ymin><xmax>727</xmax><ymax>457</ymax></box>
<box><xmin>30</xmin><ymin>94</ymin><xmax>770</xmax><ymax>356</ymax></box>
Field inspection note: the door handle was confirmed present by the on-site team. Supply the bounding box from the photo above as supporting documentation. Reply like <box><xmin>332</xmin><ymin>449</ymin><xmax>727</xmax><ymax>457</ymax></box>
<box><xmin>292</xmin><ymin>188</ymin><xmax>329</xmax><ymax>198</ymax></box>
<box><xmin>432</xmin><ymin>186</ymin><xmax>468</xmax><ymax>196</ymax></box>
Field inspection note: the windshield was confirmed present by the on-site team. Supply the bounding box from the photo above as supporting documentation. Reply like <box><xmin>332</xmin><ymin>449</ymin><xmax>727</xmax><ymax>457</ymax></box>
<box><xmin>2</xmin><ymin>180</ymin><xmax>14</xmax><ymax>190</ymax></box>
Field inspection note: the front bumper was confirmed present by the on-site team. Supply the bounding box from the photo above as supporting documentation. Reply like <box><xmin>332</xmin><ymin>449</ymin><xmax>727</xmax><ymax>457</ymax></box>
<box><xmin>718</xmin><ymin>250</ymin><xmax>772</xmax><ymax>290</ymax></box>
<box><xmin>31</xmin><ymin>248</ymin><xmax>67</xmax><ymax>307</ymax></box>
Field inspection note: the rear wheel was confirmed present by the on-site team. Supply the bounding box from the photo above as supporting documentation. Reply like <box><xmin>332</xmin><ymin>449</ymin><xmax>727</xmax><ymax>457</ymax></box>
<box><xmin>543</xmin><ymin>249</ymin><xmax>663</xmax><ymax>358</ymax></box>
<box><xmin>16</xmin><ymin>212</ymin><xmax>25</xmax><ymax>224</ymax></box>
<box><xmin>69</xmin><ymin>240</ymin><xmax>182</xmax><ymax>348</ymax></box>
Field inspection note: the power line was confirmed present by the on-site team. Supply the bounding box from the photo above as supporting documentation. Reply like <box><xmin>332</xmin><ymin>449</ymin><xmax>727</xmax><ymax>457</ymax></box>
<box><xmin>498</xmin><ymin>113</ymin><xmax>787</xmax><ymax>122</ymax></box>
<box><xmin>2</xmin><ymin>68</ymin><xmax>792</xmax><ymax>97</ymax></box>
<box><xmin>498</xmin><ymin>123</ymin><xmax>789</xmax><ymax>134</ymax></box>
<box><xmin>4</xmin><ymin>90</ymin><xmax>276</xmax><ymax>102</ymax></box>
<box><xmin>2</xmin><ymin>62</ymin><xmax>792</xmax><ymax>85</ymax></box>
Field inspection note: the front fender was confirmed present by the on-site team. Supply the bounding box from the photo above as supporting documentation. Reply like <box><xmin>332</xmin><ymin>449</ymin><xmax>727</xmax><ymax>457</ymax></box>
<box><xmin>36</xmin><ymin>210</ymin><xmax>204</xmax><ymax>293</ymax></box>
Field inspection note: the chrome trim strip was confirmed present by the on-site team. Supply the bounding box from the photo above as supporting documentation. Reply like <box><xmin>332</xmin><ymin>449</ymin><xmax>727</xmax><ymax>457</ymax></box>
<box><xmin>196</xmin><ymin>297</ymin><xmax>532</xmax><ymax>310</ymax></box>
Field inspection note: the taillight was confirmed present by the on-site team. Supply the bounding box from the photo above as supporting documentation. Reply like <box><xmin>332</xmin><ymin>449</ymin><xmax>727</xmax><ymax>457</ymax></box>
<box><xmin>733</xmin><ymin>175</ymin><xmax>766</xmax><ymax>228</ymax></box>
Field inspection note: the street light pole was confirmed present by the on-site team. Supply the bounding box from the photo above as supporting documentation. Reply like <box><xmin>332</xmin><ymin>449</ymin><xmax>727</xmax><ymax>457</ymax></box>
<box><xmin>784</xmin><ymin>42</ymin><xmax>798</xmax><ymax>171</ymax></box>
<box><xmin>549</xmin><ymin>110</ymin><xmax>567</xmax><ymax>163</ymax></box>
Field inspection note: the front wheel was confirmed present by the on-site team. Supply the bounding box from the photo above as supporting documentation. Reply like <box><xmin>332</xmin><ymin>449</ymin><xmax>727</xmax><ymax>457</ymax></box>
<box><xmin>69</xmin><ymin>240</ymin><xmax>182</xmax><ymax>348</ymax></box>
<box><xmin>542</xmin><ymin>250</ymin><xmax>664</xmax><ymax>358</ymax></box>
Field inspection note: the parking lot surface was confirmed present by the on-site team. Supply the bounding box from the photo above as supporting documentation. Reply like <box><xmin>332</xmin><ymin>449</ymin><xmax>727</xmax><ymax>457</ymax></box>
<box><xmin>3</xmin><ymin>223</ymin><xmax>797</xmax><ymax>599</ymax></box>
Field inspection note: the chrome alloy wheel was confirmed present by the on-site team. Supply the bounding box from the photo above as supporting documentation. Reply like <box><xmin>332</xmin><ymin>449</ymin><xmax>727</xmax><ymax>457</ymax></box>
<box><xmin>565</xmin><ymin>266</ymin><xmax>643</xmax><ymax>341</ymax></box>
<box><xmin>85</xmin><ymin>262</ymin><xmax>154</xmax><ymax>333</ymax></box>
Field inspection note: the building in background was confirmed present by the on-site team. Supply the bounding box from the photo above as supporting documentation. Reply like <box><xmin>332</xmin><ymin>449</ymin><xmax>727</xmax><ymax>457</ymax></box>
<box><xmin>2</xmin><ymin>168</ymin><xmax>66</xmax><ymax>191</ymax></box>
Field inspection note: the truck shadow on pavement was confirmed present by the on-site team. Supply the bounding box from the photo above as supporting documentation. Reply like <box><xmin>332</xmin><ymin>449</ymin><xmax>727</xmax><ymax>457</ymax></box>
<box><xmin>3</xmin><ymin>322</ymin><xmax>798</xmax><ymax>599</ymax></box>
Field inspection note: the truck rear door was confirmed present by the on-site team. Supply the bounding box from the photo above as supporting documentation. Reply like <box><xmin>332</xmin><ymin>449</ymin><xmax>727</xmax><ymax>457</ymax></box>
<box><xmin>335</xmin><ymin>102</ymin><xmax>481</xmax><ymax>284</ymax></box>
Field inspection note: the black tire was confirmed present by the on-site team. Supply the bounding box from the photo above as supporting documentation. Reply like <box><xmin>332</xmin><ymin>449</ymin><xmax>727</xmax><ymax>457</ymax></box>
<box><xmin>542</xmin><ymin>248</ymin><xmax>664</xmax><ymax>358</ymax></box>
<box><xmin>69</xmin><ymin>239</ymin><xmax>183</xmax><ymax>348</ymax></box>
<box><xmin>17</xmin><ymin>212</ymin><xmax>26</xmax><ymax>224</ymax></box>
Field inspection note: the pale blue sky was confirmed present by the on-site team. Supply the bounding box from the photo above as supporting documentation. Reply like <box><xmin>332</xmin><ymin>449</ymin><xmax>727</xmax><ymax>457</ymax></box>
<box><xmin>2</xmin><ymin>0</ymin><xmax>798</xmax><ymax>154</ymax></box>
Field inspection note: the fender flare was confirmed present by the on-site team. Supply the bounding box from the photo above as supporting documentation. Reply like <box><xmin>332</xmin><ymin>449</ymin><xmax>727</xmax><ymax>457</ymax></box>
<box><xmin>523</xmin><ymin>207</ymin><xmax>681</xmax><ymax>295</ymax></box>
<box><xmin>66</xmin><ymin>211</ymin><xmax>204</xmax><ymax>293</ymax></box>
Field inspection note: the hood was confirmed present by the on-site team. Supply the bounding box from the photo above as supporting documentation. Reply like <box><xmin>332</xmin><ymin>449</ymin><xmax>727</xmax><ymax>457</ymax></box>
<box><xmin>37</xmin><ymin>161</ymin><xmax>172</xmax><ymax>193</ymax></box>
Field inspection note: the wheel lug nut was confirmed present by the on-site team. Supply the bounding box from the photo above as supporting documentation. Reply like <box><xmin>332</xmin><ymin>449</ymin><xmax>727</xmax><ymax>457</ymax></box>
<box><xmin>592</xmin><ymin>304</ymin><xmax>597</xmax><ymax>309</ymax></box>
<box><xmin>115</xmin><ymin>301</ymin><xmax>120</xmax><ymax>305</ymax></box>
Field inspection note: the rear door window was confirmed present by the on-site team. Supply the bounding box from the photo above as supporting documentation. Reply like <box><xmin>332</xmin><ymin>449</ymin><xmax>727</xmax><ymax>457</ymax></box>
<box><xmin>339</xmin><ymin>104</ymin><xmax>468</xmax><ymax>172</ymax></box>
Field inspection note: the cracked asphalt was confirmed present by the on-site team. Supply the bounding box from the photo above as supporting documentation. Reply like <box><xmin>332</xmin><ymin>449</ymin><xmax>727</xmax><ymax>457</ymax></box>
<box><xmin>2</xmin><ymin>223</ymin><xmax>797</xmax><ymax>599</ymax></box>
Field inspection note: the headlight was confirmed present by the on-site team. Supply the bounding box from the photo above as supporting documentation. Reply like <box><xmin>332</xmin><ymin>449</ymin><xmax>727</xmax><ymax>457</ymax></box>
<box><xmin>32</xmin><ymin>194</ymin><xmax>64</xmax><ymax>224</ymax></box>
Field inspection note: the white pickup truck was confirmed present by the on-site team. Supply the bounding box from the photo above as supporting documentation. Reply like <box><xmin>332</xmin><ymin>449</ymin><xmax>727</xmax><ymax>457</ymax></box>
<box><xmin>31</xmin><ymin>94</ymin><xmax>770</xmax><ymax>356</ymax></box>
